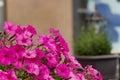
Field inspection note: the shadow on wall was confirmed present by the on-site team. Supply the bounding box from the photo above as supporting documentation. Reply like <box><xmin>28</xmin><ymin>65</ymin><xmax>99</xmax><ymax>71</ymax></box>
<box><xmin>96</xmin><ymin>3</ymin><xmax>120</xmax><ymax>42</ymax></box>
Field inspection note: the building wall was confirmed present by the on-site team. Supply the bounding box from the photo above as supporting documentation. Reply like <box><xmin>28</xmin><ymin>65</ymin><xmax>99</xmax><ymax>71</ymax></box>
<box><xmin>6</xmin><ymin>0</ymin><xmax>73</xmax><ymax>53</ymax></box>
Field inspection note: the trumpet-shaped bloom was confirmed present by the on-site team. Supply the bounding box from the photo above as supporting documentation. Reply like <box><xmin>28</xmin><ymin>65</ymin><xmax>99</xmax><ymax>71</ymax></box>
<box><xmin>23</xmin><ymin>50</ymin><xmax>36</xmax><ymax>58</ymax></box>
<box><xmin>35</xmin><ymin>49</ymin><xmax>44</xmax><ymax>58</ymax></box>
<box><xmin>56</xmin><ymin>63</ymin><xmax>70</xmax><ymax>78</ymax></box>
<box><xmin>68</xmin><ymin>72</ymin><xmax>86</xmax><ymax>80</ymax></box>
<box><xmin>66</xmin><ymin>55</ymin><xmax>83</xmax><ymax>69</ymax></box>
<box><xmin>0</xmin><ymin>70</ymin><xmax>8</xmax><ymax>80</ymax></box>
<box><xmin>36</xmin><ymin>64</ymin><xmax>50</xmax><ymax>79</ymax></box>
<box><xmin>49</xmin><ymin>28</ymin><xmax>69</xmax><ymax>55</ymax></box>
<box><xmin>46</xmin><ymin>53</ymin><xmax>58</xmax><ymax>67</ymax></box>
<box><xmin>26</xmin><ymin>25</ymin><xmax>37</xmax><ymax>36</ymax></box>
<box><xmin>24</xmin><ymin>63</ymin><xmax>39</xmax><ymax>76</ymax></box>
<box><xmin>87</xmin><ymin>65</ymin><xmax>103</xmax><ymax>80</ymax></box>
<box><xmin>4</xmin><ymin>22</ymin><xmax>16</xmax><ymax>35</ymax></box>
<box><xmin>16</xmin><ymin>34</ymin><xmax>32</xmax><ymax>46</ymax></box>
<box><xmin>6</xmin><ymin>69</ymin><xmax>18</xmax><ymax>80</ymax></box>
<box><xmin>38</xmin><ymin>35</ymin><xmax>57</xmax><ymax>52</ymax></box>
<box><xmin>0</xmin><ymin>69</ymin><xmax>18</xmax><ymax>80</ymax></box>
<box><xmin>16</xmin><ymin>25</ymin><xmax>24</xmax><ymax>35</ymax></box>
<box><xmin>0</xmin><ymin>47</ymin><xmax>16</xmax><ymax>66</ymax></box>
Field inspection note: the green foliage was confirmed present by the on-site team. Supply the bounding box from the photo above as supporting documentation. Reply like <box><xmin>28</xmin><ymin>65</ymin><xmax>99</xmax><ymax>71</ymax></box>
<box><xmin>75</xmin><ymin>25</ymin><xmax>112</xmax><ymax>56</ymax></box>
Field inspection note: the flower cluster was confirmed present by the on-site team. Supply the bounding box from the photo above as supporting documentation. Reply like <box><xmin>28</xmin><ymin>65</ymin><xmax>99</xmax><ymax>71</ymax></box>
<box><xmin>0</xmin><ymin>22</ymin><xmax>103</xmax><ymax>80</ymax></box>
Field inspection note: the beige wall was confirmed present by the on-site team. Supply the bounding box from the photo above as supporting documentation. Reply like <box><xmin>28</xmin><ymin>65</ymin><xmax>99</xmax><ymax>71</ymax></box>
<box><xmin>6</xmin><ymin>0</ymin><xmax>73</xmax><ymax>53</ymax></box>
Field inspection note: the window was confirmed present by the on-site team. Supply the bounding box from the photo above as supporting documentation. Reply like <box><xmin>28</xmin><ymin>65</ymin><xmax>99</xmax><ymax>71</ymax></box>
<box><xmin>0</xmin><ymin>0</ymin><xmax>5</xmax><ymax>30</ymax></box>
<box><xmin>73</xmin><ymin>0</ymin><xmax>87</xmax><ymax>40</ymax></box>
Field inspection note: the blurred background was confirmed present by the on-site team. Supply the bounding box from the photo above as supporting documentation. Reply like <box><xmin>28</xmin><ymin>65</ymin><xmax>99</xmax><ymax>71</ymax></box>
<box><xmin>74</xmin><ymin>0</ymin><xmax>120</xmax><ymax>54</ymax></box>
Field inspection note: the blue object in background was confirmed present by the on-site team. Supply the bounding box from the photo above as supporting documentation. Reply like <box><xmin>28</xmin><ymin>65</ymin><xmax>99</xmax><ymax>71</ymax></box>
<box><xmin>88</xmin><ymin>0</ymin><xmax>120</xmax><ymax>53</ymax></box>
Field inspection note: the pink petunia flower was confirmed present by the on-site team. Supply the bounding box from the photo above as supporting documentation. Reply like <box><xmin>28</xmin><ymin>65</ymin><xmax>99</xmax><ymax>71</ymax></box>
<box><xmin>12</xmin><ymin>45</ymin><xmax>25</xmax><ymax>69</ymax></box>
<box><xmin>66</xmin><ymin>55</ymin><xmax>83</xmax><ymax>69</ymax></box>
<box><xmin>13</xmin><ymin>45</ymin><xmax>25</xmax><ymax>56</ymax></box>
<box><xmin>56</xmin><ymin>63</ymin><xmax>70</xmax><ymax>78</ymax></box>
<box><xmin>46</xmin><ymin>53</ymin><xmax>59</xmax><ymax>67</ymax></box>
<box><xmin>24</xmin><ymin>56</ymin><xmax>41</xmax><ymax>66</ymax></box>
<box><xmin>26</xmin><ymin>25</ymin><xmax>37</xmax><ymax>36</ymax></box>
<box><xmin>68</xmin><ymin>72</ymin><xmax>86</xmax><ymax>80</ymax></box>
<box><xmin>24</xmin><ymin>63</ymin><xmax>39</xmax><ymax>75</ymax></box>
<box><xmin>4</xmin><ymin>21</ymin><xmax>16</xmax><ymax>35</ymax></box>
<box><xmin>16</xmin><ymin>25</ymin><xmax>24</xmax><ymax>35</ymax></box>
<box><xmin>23</xmin><ymin>50</ymin><xmax>36</xmax><ymax>58</ymax></box>
<box><xmin>86</xmin><ymin>65</ymin><xmax>103</xmax><ymax>80</ymax></box>
<box><xmin>77</xmin><ymin>73</ymin><xmax>86</xmax><ymax>80</ymax></box>
<box><xmin>44</xmin><ymin>75</ymin><xmax>55</xmax><ymax>80</ymax></box>
<box><xmin>0</xmin><ymin>70</ymin><xmax>8</xmax><ymax>80</ymax></box>
<box><xmin>14</xmin><ymin>55</ymin><xmax>23</xmax><ymax>69</ymax></box>
<box><xmin>36</xmin><ymin>64</ymin><xmax>50</xmax><ymax>79</ymax></box>
<box><xmin>16</xmin><ymin>34</ymin><xmax>32</xmax><ymax>46</ymax></box>
<box><xmin>0</xmin><ymin>47</ymin><xmax>16</xmax><ymax>66</ymax></box>
<box><xmin>0</xmin><ymin>69</ymin><xmax>18</xmax><ymax>80</ymax></box>
<box><xmin>35</xmin><ymin>49</ymin><xmax>44</xmax><ymax>58</ymax></box>
<box><xmin>49</xmin><ymin>28</ymin><xmax>69</xmax><ymax>55</ymax></box>
<box><xmin>6</xmin><ymin>69</ymin><xmax>18</xmax><ymax>80</ymax></box>
<box><xmin>38</xmin><ymin>35</ymin><xmax>57</xmax><ymax>52</ymax></box>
